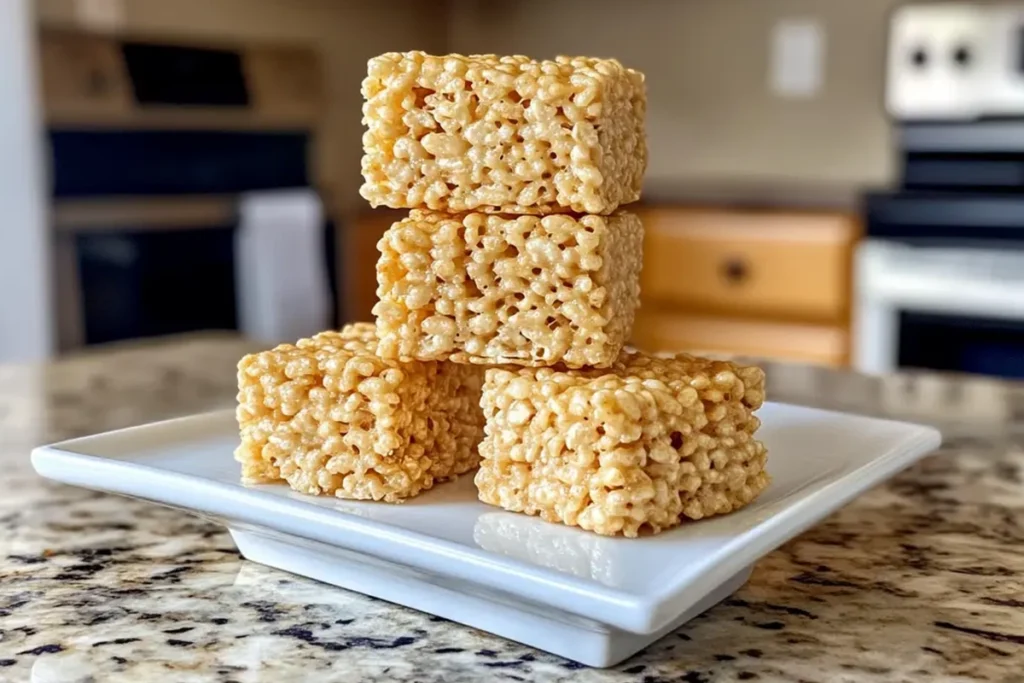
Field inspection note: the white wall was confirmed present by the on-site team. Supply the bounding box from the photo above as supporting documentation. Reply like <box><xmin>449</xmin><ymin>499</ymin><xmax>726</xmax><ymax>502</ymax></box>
<box><xmin>0</xmin><ymin>0</ymin><xmax>53</xmax><ymax>363</ymax></box>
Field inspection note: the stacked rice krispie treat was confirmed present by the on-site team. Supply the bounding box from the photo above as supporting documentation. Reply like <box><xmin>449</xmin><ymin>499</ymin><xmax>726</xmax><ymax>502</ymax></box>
<box><xmin>364</xmin><ymin>52</ymin><xmax>646</xmax><ymax>368</ymax></box>
<box><xmin>236</xmin><ymin>51</ymin><xmax>769</xmax><ymax>533</ymax></box>
<box><xmin>360</xmin><ymin>51</ymin><xmax>769</xmax><ymax>535</ymax></box>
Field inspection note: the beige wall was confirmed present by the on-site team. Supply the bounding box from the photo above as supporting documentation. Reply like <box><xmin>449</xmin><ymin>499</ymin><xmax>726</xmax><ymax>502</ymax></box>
<box><xmin>35</xmin><ymin>0</ymin><xmax>447</xmax><ymax>209</ymax></box>
<box><xmin>450</xmin><ymin>0</ymin><xmax>902</xmax><ymax>192</ymax></box>
<box><xmin>35</xmin><ymin>0</ymin><xmax>905</xmax><ymax>197</ymax></box>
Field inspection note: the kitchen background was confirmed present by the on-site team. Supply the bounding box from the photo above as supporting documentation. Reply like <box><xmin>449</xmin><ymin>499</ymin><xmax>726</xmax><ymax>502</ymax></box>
<box><xmin>2</xmin><ymin>0</ymin><xmax>1022</xmax><ymax>381</ymax></box>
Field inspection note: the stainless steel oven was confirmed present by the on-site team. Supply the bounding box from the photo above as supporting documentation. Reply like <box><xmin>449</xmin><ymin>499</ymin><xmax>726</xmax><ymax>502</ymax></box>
<box><xmin>43</xmin><ymin>35</ymin><xmax>334</xmax><ymax>351</ymax></box>
<box><xmin>858</xmin><ymin>4</ymin><xmax>1024</xmax><ymax>380</ymax></box>
<box><xmin>855</xmin><ymin>237</ymin><xmax>1024</xmax><ymax>379</ymax></box>
<box><xmin>51</xmin><ymin>129</ymin><xmax>335</xmax><ymax>349</ymax></box>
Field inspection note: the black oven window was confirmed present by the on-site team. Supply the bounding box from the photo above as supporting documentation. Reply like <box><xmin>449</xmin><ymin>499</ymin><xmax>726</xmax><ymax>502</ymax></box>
<box><xmin>77</xmin><ymin>227</ymin><xmax>238</xmax><ymax>345</ymax></box>
<box><xmin>898</xmin><ymin>311</ymin><xmax>1024</xmax><ymax>380</ymax></box>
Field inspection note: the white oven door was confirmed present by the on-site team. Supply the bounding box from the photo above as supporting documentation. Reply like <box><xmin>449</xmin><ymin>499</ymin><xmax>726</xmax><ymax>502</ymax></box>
<box><xmin>854</xmin><ymin>240</ymin><xmax>1024</xmax><ymax>377</ymax></box>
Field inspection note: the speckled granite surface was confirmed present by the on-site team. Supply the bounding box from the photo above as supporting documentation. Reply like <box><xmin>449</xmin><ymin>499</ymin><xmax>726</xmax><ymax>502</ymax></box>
<box><xmin>1</xmin><ymin>335</ymin><xmax>1022</xmax><ymax>682</ymax></box>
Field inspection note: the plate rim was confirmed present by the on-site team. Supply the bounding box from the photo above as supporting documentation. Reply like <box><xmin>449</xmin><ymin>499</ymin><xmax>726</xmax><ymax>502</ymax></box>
<box><xmin>30</xmin><ymin>403</ymin><xmax>942</xmax><ymax>634</ymax></box>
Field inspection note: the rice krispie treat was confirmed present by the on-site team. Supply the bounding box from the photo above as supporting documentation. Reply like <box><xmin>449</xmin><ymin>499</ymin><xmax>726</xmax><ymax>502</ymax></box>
<box><xmin>475</xmin><ymin>351</ymin><xmax>769</xmax><ymax>537</ymax></box>
<box><xmin>374</xmin><ymin>209</ymin><xmax>643</xmax><ymax>368</ymax></box>
<box><xmin>235</xmin><ymin>323</ymin><xmax>484</xmax><ymax>502</ymax></box>
<box><xmin>360</xmin><ymin>52</ymin><xmax>646</xmax><ymax>215</ymax></box>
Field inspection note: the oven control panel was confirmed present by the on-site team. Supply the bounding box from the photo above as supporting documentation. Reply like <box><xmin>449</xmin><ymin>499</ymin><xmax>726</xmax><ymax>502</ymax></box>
<box><xmin>887</xmin><ymin>3</ymin><xmax>1024</xmax><ymax>120</ymax></box>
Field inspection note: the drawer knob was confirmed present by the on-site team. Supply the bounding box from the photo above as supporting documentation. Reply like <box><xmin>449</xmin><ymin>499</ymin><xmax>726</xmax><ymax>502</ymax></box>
<box><xmin>720</xmin><ymin>257</ymin><xmax>749</xmax><ymax>284</ymax></box>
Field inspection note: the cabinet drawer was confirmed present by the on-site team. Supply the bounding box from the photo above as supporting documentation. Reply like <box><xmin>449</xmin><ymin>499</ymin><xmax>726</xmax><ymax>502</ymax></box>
<box><xmin>639</xmin><ymin>208</ymin><xmax>857</xmax><ymax>323</ymax></box>
<box><xmin>632</xmin><ymin>309</ymin><xmax>848</xmax><ymax>366</ymax></box>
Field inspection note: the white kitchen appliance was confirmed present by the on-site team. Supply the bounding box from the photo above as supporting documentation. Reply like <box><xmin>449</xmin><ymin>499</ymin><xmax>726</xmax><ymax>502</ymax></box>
<box><xmin>856</xmin><ymin>2</ymin><xmax>1024</xmax><ymax>381</ymax></box>
<box><xmin>40</xmin><ymin>30</ymin><xmax>331</xmax><ymax>352</ymax></box>
<box><xmin>854</xmin><ymin>240</ymin><xmax>1024</xmax><ymax>376</ymax></box>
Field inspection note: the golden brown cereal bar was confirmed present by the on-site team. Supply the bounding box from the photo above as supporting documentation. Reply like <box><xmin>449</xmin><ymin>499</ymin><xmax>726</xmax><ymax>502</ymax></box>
<box><xmin>235</xmin><ymin>323</ymin><xmax>484</xmax><ymax>502</ymax></box>
<box><xmin>475</xmin><ymin>351</ymin><xmax>769</xmax><ymax>537</ymax></box>
<box><xmin>374</xmin><ymin>209</ymin><xmax>643</xmax><ymax>369</ymax></box>
<box><xmin>360</xmin><ymin>52</ymin><xmax>646</xmax><ymax>215</ymax></box>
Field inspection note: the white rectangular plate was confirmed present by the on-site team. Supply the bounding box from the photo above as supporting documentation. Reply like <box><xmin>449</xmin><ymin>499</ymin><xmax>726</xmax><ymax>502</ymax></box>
<box><xmin>31</xmin><ymin>403</ymin><xmax>940</xmax><ymax>667</ymax></box>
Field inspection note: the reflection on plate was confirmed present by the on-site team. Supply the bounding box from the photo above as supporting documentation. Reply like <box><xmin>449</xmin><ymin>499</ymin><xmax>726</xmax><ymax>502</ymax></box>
<box><xmin>473</xmin><ymin>512</ymin><xmax>622</xmax><ymax>586</ymax></box>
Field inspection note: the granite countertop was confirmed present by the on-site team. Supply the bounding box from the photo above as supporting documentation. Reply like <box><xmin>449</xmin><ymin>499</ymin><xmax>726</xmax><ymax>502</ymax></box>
<box><xmin>1</xmin><ymin>335</ymin><xmax>1022</xmax><ymax>682</ymax></box>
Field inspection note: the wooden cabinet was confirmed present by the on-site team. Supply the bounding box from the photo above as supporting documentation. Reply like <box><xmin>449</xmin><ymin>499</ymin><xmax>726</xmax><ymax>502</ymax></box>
<box><xmin>632</xmin><ymin>310</ymin><xmax>848</xmax><ymax>366</ymax></box>
<box><xmin>633</xmin><ymin>206</ymin><xmax>859</xmax><ymax>366</ymax></box>
<box><xmin>339</xmin><ymin>208</ymin><xmax>404</xmax><ymax>325</ymax></box>
<box><xmin>642</xmin><ymin>208</ymin><xmax>854</xmax><ymax>323</ymax></box>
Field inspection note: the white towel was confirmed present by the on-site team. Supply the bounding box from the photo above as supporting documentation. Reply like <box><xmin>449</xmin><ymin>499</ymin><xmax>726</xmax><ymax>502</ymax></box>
<box><xmin>235</xmin><ymin>189</ymin><xmax>331</xmax><ymax>344</ymax></box>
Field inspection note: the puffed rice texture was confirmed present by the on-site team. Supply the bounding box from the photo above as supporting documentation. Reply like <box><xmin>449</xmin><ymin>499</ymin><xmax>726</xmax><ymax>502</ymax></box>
<box><xmin>235</xmin><ymin>322</ymin><xmax>484</xmax><ymax>502</ymax></box>
<box><xmin>374</xmin><ymin>209</ymin><xmax>643</xmax><ymax>368</ymax></box>
<box><xmin>360</xmin><ymin>51</ymin><xmax>647</xmax><ymax>215</ymax></box>
<box><xmin>475</xmin><ymin>350</ymin><xmax>769</xmax><ymax>537</ymax></box>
